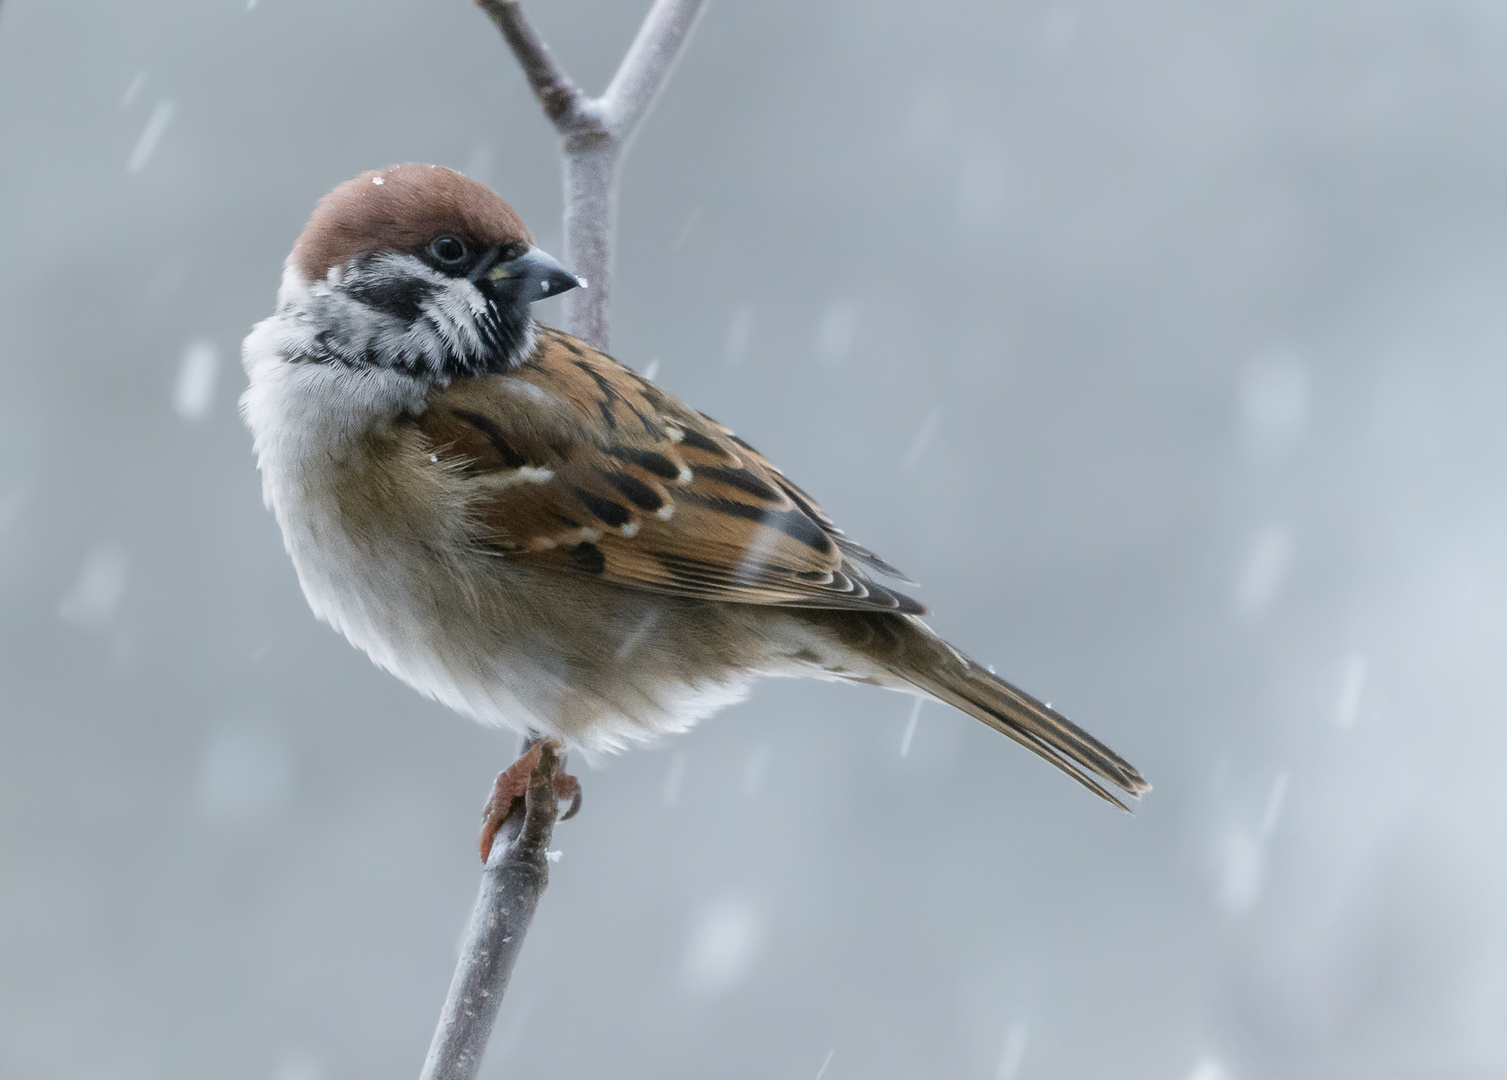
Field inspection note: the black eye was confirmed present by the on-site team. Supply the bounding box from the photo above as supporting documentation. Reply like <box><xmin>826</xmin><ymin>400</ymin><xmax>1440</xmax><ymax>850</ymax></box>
<box><xmin>429</xmin><ymin>235</ymin><xmax>468</xmax><ymax>265</ymax></box>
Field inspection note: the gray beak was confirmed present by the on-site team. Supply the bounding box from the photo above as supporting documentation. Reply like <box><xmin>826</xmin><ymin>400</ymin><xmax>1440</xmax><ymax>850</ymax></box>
<box><xmin>487</xmin><ymin>246</ymin><xmax>584</xmax><ymax>300</ymax></box>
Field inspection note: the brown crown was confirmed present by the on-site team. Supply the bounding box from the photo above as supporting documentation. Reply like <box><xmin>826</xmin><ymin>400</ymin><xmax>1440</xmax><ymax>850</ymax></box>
<box><xmin>291</xmin><ymin>164</ymin><xmax>532</xmax><ymax>282</ymax></box>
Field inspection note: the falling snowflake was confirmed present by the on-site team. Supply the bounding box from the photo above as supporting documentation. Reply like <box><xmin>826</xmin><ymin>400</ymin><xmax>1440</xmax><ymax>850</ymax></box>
<box><xmin>684</xmin><ymin>898</ymin><xmax>762</xmax><ymax>994</ymax></box>
<box><xmin>59</xmin><ymin>544</ymin><xmax>129</xmax><ymax>628</ymax></box>
<box><xmin>126</xmin><ymin>98</ymin><xmax>175</xmax><ymax>174</ymax></box>
<box><xmin>174</xmin><ymin>340</ymin><xmax>219</xmax><ymax>420</ymax></box>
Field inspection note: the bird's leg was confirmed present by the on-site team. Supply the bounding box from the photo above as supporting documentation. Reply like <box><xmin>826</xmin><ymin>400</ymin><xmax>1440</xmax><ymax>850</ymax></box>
<box><xmin>478</xmin><ymin>738</ymin><xmax>583</xmax><ymax>860</ymax></box>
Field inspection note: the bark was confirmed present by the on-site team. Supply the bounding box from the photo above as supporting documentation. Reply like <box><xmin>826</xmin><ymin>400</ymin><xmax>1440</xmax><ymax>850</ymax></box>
<box><xmin>418</xmin><ymin>744</ymin><xmax>562</xmax><ymax>1080</ymax></box>
<box><xmin>475</xmin><ymin>0</ymin><xmax>705</xmax><ymax>350</ymax></box>
<box><xmin>420</xmin><ymin>5</ymin><xmax>704</xmax><ymax>1071</ymax></box>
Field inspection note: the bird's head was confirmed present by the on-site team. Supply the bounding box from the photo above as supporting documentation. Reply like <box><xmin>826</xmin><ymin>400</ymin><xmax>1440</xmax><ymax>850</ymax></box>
<box><xmin>280</xmin><ymin>163</ymin><xmax>581</xmax><ymax>379</ymax></box>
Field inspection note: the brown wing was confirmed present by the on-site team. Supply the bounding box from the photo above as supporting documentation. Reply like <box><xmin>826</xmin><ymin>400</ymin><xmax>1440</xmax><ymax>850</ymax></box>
<box><xmin>407</xmin><ymin>326</ymin><xmax>925</xmax><ymax>614</ymax></box>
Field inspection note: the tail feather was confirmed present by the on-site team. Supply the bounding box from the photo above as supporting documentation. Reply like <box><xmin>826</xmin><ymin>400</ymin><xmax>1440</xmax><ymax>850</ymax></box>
<box><xmin>903</xmin><ymin>647</ymin><xmax>1150</xmax><ymax>809</ymax></box>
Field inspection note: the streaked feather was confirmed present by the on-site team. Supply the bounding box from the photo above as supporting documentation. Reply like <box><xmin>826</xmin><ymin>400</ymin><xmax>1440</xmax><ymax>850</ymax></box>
<box><xmin>408</xmin><ymin>326</ymin><xmax>927</xmax><ymax>614</ymax></box>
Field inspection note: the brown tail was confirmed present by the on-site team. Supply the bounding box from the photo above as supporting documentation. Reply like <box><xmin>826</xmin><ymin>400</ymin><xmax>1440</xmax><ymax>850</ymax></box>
<box><xmin>897</xmin><ymin>634</ymin><xmax>1151</xmax><ymax>809</ymax></box>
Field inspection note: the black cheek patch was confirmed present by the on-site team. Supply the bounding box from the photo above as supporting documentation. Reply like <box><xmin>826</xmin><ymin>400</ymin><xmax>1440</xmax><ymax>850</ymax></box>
<box><xmin>346</xmin><ymin>276</ymin><xmax>434</xmax><ymax>322</ymax></box>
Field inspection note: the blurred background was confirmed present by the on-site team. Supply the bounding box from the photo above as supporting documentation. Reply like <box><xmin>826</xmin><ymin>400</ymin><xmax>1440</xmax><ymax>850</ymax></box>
<box><xmin>3</xmin><ymin>1</ymin><xmax>1507</xmax><ymax>1077</ymax></box>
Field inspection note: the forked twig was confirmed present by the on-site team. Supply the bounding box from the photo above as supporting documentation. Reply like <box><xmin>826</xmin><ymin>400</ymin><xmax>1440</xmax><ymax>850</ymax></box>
<box><xmin>421</xmin><ymin>4</ymin><xmax>704</xmax><ymax>1071</ymax></box>
<box><xmin>475</xmin><ymin>0</ymin><xmax>706</xmax><ymax>350</ymax></box>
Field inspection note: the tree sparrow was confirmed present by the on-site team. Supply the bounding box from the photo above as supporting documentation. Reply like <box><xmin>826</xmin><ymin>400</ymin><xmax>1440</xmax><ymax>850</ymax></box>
<box><xmin>241</xmin><ymin>164</ymin><xmax>1149</xmax><ymax>856</ymax></box>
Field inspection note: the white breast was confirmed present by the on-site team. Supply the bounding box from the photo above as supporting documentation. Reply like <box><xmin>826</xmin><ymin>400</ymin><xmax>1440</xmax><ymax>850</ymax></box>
<box><xmin>240</xmin><ymin>289</ymin><xmax>764</xmax><ymax>751</ymax></box>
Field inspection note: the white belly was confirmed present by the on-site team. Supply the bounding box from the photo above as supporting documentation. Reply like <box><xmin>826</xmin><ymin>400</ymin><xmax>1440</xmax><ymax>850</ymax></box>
<box><xmin>241</xmin><ymin>317</ymin><xmax>774</xmax><ymax>751</ymax></box>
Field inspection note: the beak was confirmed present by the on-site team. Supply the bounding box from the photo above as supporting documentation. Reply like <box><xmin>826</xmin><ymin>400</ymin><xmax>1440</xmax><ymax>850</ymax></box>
<box><xmin>486</xmin><ymin>245</ymin><xmax>584</xmax><ymax>300</ymax></box>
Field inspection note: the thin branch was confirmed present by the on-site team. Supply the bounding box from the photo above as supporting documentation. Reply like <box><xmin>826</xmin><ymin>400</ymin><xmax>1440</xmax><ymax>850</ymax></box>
<box><xmin>419</xmin><ymin>744</ymin><xmax>563</xmax><ymax>1080</ymax></box>
<box><xmin>475</xmin><ymin>0</ymin><xmax>597</xmax><ymax>132</ymax></box>
<box><xmin>474</xmin><ymin>0</ymin><xmax>705</xmax><ymax>350</ymax></box>
<box><xmin>419</xmin><ymin>0</ymin><xmax>706</xmax><ymax>1062</ymax></box>
<box><xmin>601</xmin><ymin>0</ymin><xmax>706</xmax><ymax>139</ymax></box>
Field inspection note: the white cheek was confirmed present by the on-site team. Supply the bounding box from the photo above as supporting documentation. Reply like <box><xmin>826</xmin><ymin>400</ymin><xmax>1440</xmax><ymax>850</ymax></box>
<box><xmin>271</xmin><ymin>252</ymin><xmax>531</xmax><ymax>376</ymax></box>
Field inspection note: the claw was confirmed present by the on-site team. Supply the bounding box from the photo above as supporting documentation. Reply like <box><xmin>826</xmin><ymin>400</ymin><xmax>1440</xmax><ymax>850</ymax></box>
<box><xmin>477</xmin><ymin>739</ymin><xmax>583</xmax><ymax>861</ymax></box>
<box><xmin>556</xmin><ymin>773</ymin><xmax>583</xmax><ymax>821</ymax></box>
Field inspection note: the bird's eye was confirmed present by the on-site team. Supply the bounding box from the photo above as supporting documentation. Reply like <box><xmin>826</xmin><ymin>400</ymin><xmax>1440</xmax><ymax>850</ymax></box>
<box><xmin>429</xmin><ymin>235</ymin><xmax>468</xmax><ymax>265</ymax></box>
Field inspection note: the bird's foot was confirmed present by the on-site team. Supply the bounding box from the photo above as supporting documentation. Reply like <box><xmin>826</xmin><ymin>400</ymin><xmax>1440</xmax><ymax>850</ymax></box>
<box><xmin>478</xmin><ymin>739</ymin><xmax>582</xmax><ymax>861</ymax></box>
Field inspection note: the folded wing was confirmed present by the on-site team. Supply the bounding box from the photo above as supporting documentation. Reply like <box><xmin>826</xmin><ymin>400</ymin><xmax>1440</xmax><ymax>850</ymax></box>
<box><xmin>409</xmin><ymin>326</ymin><xmax>924</xmax><ymax>614</ymax></box>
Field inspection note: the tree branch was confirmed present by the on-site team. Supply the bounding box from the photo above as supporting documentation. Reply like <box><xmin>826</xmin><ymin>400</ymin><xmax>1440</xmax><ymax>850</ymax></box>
<box><xmin>418</xmin><ymin>3</ymin><xmax>705</xmax><ymax>1068</ymax></box>
<box><xmin>475</xmin><ymin>0</ymin><xmax>597</xmax><ymax>132</ymax></box>
<box><xmin>601</xmin><ymin>0</ymin><xmax>706</xmax><ymax>140</ymax></box>
<box><xmin>473</xmin><ymin>0</ymin><xmax>705</xmax><ymax>350</ymax></box>
<box><xmin>419</xmin><ymin>744</ymin><xmax>563</xmax><ymax>1080</ymax></box>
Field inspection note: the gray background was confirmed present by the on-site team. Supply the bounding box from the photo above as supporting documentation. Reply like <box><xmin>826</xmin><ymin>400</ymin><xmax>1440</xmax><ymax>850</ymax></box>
<box><xmin>3</xmin><ymin>1</ymin><xmax>1506</xmax><ymax>1077</ymax></box>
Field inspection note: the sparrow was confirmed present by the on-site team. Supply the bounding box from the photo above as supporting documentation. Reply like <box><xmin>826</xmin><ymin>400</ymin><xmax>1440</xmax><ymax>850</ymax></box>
<box><xmin>241</xmin><ymin>164</ymin><xmax>1149</xmax><ymax>856</ymax></box>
